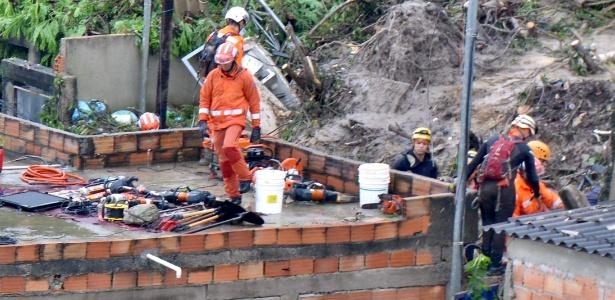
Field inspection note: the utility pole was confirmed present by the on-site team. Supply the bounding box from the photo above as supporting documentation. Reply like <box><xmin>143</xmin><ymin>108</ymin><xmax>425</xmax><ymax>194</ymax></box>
<box><xmin>156</xmin><ymin>0</ymin><xmax>173</xmax><ymax>129</ymax></box>
<box><xmin>449</xmin><ymin>0</ymin><xmax>479</xmax><ymax>297</ymax></box>
<box><xmin>139</xmin><ymin>0</ymin><xmax>152</xmax><ymax>113</ymax></box>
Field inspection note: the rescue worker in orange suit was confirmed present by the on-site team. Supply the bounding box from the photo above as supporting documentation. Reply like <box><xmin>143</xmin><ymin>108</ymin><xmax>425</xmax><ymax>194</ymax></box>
<box><xmin>466</xmin><ymin>114</ymin><xmax>540</xmax><ymax>275</ymax></box>
<box><xmin>391</xmin><ymin>127</ymin><xmax>438</xmax><ymax>179</ymax></box>
<box><xmin>513</xmin><ymin>140</ymin><xmax>563</xmax><ymax>217</ymax></box>
<box><xmin>198</xmin><ymin>42</ymin><xmax>261</xmax><ymax>205</ymax></box>
<box><xmin>205</xmin><ymin>6</ymin><xmax>248</xmax><ymax>71</ymax></box>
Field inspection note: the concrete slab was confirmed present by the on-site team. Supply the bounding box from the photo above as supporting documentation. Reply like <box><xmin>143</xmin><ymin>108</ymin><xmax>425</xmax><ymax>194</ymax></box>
<box><xmin>0</xmin><ymin>152</ymin><xmax>396</xmax><ymax>244</ymax></box>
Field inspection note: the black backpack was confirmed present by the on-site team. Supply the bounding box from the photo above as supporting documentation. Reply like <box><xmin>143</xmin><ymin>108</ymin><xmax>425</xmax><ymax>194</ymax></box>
<box><xmin>198</xmin><ymin>30</ymin><xmax>238</xmax><ymax>77</ymax></box>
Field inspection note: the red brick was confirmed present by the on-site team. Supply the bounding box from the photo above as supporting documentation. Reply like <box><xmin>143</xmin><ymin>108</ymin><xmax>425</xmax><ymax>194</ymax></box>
<box><xmin>41</xmin><ymin>243</ymin><xmax>61</xmax><ymax>261</ymax></box>
<box><xmin>365</xmin><ymin>252</ymin><xmax>389</xmax><ymax>269</ymax></box>
<box><xmin>155</xmin><ymin>237</ymin><xmax>177</xmax><ymax>254</ymax></box>
<box><xmin>544</xmin><ymin>273</ymin><xmax>563</xmax><ymax>296</ymax></box>
<box><xmin>154</xmin><ymin>149</ymin><xmax>177</xmax><ymax>162</ymax></box>
<box><xmin>7</xmin><ymin>137</ymin><xmax>26</xmax><ymax>153</ymax></box>
<box><xmin>421</xmin><ymin>286</ymin><xmax>445</xmax><ymax>299</ymax></box>
<box><xmin>563</xmin><ymin>277</ymin><xmax>583</xmax><ymax>298</ymax></box>
<box><xmin>289</xmin><ymin>258</ymin><xmax>314</xmax><ymax>276</ymax></box>
<box><xmin>182</xmin><ymin>130</ymin><xmax>202</xmax><ymax>148</ymax></box>
<box><xmin>339</xmin><ymin>255</ymin><xmax>364</xmax><ymax>272</ymax></box>
<box><xmin>112</xmin><ymin>272</ymin><xmax>137</xmax><ymax>289</ymax></box>
<box><xmin>324</xmin><ymin>157</ymin><xmax>343</xmax><ymax>177</ymax></box>
<box><xmin>393</xmin><ymin>175</ymin><xmax>412</xmax><ymax>195</ymax></box>
<box><xmin>314</xmin><ymin>257</ymin><xmax>338</xmax><ymax>274</ymax></box>
<box><xmin>398</xmin><ymin>216</ymin><xmax>430</xmax><ymax>237</ymax></box>
<box><xmin>188</xmin><ymin>268</ymin><xmax>213</xmax><ymax>285</ymax></box>
<box><xmin>340</xmin><ymin>159</ymin><xmax>360</xmax><ymax>181</ymax></box>
<box><xmin>322</xmin><ymin>292</ymin><xmax>350</xmax><ymax>300</ymax></box>
<box><xmin>374</xmin><ymin>222</ymin><xmax>398</xmax><ymax>240</ymax></box>
<box><xmin>132</xmin><ymin>238</ymin><xmax>159</xmax><ymax>255</ymax></box>
<box><xmin>20</xmin><ymin>123</ymin><xmax>34</xmax><ymax>141</ymax></box>
<box><xmin>343</xmin><ymin>181</ymin><xmax>359</xmax><ymax>195</ymax></box>
<box><xmin>181</xmin><ymin>147</ymin><xmax>201</xmax><ymax>161</ymax></box>
<box><xmin>163</xmin><ymin>270</ymin><xmax>188</xmax><ymax>287</ymax></box>
<box><xmin>397</xmin><ymin>287</ymin><xmax>421</xmax><ymax>299</ymax></box>
<box><xmin>578</xmin><ymin>276</ymin><xmax>599</xmax><ymax>299</ymax></box>
<box><xmin>205</xmin><ymin>232</ymin><xmax>226</xmax><ymax>250</ymax></box>
<box><xmin>299</xmin><ymin>295</ymin><xmax>322</xmax><ymax>300</ymax></box>
<box><xmin>390</xmin><ymin>249</ymin><xmax>415</xmax><ymax>267</ymax></box>
<box><xmin>291</xmin><ymin>147</ymin><xmax>309</xmax><ymax>167</ymax></box>
<box><xmin>110</xmin><ymin>240</ymin><xmax>132</xmax><ymax>256</ymax></box>
<box><xmin>308</xmin><ymin>152</ymin><xmax>326</xmax><ymax>172</ymax></box>
<box><xmin>523</xmin><ymin>267</ymin><xmax>545</xmax><ymax>291</ymax></box>
<box><xmin>416</xmin><ymin>249</ymin><xmax>434</xmax><ymax>265</ymax></box>
<box><xmin>160</xmin><ymin>132</ymin><xmax>183</xmax><ymax>150</ymax></box>
<box><xmin>228</xmin><ymin>230</ymin><xmax>254</xmax><ymax>249</ymax></box>
<box><xmin>93</xmin><ymin>136</ymin><xmax>114</xmax><ymax>154</ymax></box>
<box><xmin>277</xmin><ymin>145</ymin><xmax>292</xmax><ymax>161</ymax></box>
<box><xmin>254</xmin><ymin>228</ymin><xmax>277</xmax><ymax>245</ymax></box>
<box><xmin>49</xmin><ymin>132</ymin><xmax>65</xmax><ymax>151</ymax></box>
<box><xmin>25</xmin><ymin>278</ymin><xmax>49</xmax><ymax>292</ymax></box>
<box><xmin>55</xmin><ymin>151</ymin><xmax>71</xmax><ymax>163</ymax></box>
<box><xmin>127</xmin><ymin>152</ymin><xmax>148</xmax><ymax>165</ymax></box>
<box><xmin>63</xmin><ymin>243</ymin><xmax>86</xmax><ymax>259</ymax></box>
<box><xmin>214</xmin><ymin>264</ymin><xmax>239</xmax><ymax>282</ymax></box>
<box><xmin>0</xmin><ymin>246</ymin><xmax>16</xmax><ymax>264</ymax></box>
<box><xmin>302</xmin><ymin>227</ymin><xmax>326</xmax><ymax>244</ymax></box>
<box><xmin>86</xmin><ymin>241</ymin><xmax>110</xmax><ymax>259</ymax></box>
<box><xmin>0</xmin><ymin>276</ymin><xmax>25</xmax><ymax>294</ymax></box>
<box><xmin>35</xmin><ymin>127</ymin><xmax>50</xmax><ymax>146</ymax></box>
<box><xmin>180</xmin><ymin>235</ymin><xmax>205</xmax><ymax>253</ymax></box>
<box><xmin>326</xmin><ymin>176</ymin><xmax>344</xmax><ymax>192</ymax></box>
<box><xmin>405</xmin><ymin>198</ymin><xmax>431</xmax><ymax>218</ymax></box>
<box><xmin>5</xmin><ymin>119</ymin><xmax>19</xmax><ymax>137</ymax></box>
<box><xmin>115</xmin><ymin>134</ymin><xmax>137</xmax><ymax>152</ymax></box>
<box><xmin>87</xmin><ymin>273</ymin><xmax>111</xmax><ymax>291</ymax></box>
<box><xmin>138</xmin><ymin>134</ymin><xmax>160</xmax><ymax>151</ymax></box>
<box><xmin>239</xmin><ymin>262</ymin><xmax>264</xmax><ymax>280</ymax></box>
<box><xmin>63</xmin><ymin>275</ymin><xmax>87</xmax><ymax>292</ymax></box>
<box><xmin>63</xmin><ymin>137</ymin><xmax>80</xmax><ymax>154</ymax></box>
<box><xmin>411</xmin><ymin>180</ymin><xmax>431</xmax><ymax>196</ymax></box>
<box><xmin>349</xmin><ymin>290</ymin><xmax>373</xmax><ymax>300</ymax></box>
<box><xmin>531</xmin><ymin>293</ymin><xmax>552</xmax><ymax>300</ymax></box>
<box><xmin>326</xmin><ymin>225</ymin><xmax>350</xmax><ymax>243</ymax></box>
<box><xmin>605</xmin><ymin>288</ymin><xmax>615</xmax><ymax>300</ymax></box>
<box><xmin>513</xmin><ymin>263</ymin><xmax>524</xmax><ymax>286</ymax></box>
<box><xmin>16</xmin><ymin>245</ymin><xmax>38</xmax><ymax>262</ymax></box>
<box><xmin>83</xmin><ymin>156</ymin><xmax>105</xmax><ymax>169</ymax></box>
<box><xmin>278</xmin><ymin>227</ymin><xmax>302</xmax><ymax>245</ymax></box>
<box><xmin>372</xmin><ymin>289</ymin><xmax>397</xmax><ymax>300</ymax></box>
<box><xmin>137</xmin><ymin>271</ymin><xmax>163</xmax><ymax>287</ymax></box>
<box><xmin>351</xmin><ymin>224</ymin><xmax>375</xmax><ymax>242</ymax></box>
<box><xmin>514</xmin><ymin>287</ymin><xmax>532</xmax><ymax>300</ymax></box>
<box><xmin>308</xmin><ymin>172</ymin><xmax>328</xmax><ymax>186</ymax></box>
<box><xmin>265</xmin><ymin>260</ymin><xmax>290</xmax><ymax>277</ymax></box>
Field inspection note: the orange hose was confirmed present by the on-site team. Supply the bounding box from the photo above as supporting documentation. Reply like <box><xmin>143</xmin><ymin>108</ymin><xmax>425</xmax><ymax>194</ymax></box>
<box><xmin>20</xmin><ymin>165</ymin><xmax>87</xmax><ymax>186</ymax></box>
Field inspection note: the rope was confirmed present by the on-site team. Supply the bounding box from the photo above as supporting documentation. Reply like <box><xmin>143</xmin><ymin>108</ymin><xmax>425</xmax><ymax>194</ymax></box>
<box><xmin>20</xmin><ymin>165</ymin><xmax>87</xmax><ymax>186</ymax></box>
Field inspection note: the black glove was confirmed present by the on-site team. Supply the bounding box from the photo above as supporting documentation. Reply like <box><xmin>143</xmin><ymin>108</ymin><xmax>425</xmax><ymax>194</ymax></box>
<box><xmin>198</xmin><ymin>120</ymin><xmax>209</xmax><ymax>138</ymax></box>
<box><xmin>250</xmin><ymin>127</ymin><xmax>261</xmax><ymax>143</ymax></box>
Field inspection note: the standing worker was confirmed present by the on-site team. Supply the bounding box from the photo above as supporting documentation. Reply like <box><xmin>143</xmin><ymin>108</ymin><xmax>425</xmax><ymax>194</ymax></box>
<box><xmin>198</xmin><ymin>42</ymin><xmax>261</xmax><ymax>205</ymax></box>
<box><xmin>391</xmin><ymin>127</ymin><xmax>438</xmax><ymax>179</ymax></box>
<box><xmin>513</xmin><ymin>140</ymin><xmax>563</xmax><ymax>217</ymax></box>
<box><xmin>466</xmin><ymin>114</ymin><xmax>540</xmax><ymax>275</ymax></box>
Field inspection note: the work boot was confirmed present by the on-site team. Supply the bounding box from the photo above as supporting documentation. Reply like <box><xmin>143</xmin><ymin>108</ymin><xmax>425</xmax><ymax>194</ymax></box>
<box><xmin>239</xmin><ymin>180</ymin><xmax>252</xmax><ymax>194</ymax></box>
<box><xmin>230</xmin><ymin>196</ymin><xmax>242</xmax><ymax>205</ymax></box>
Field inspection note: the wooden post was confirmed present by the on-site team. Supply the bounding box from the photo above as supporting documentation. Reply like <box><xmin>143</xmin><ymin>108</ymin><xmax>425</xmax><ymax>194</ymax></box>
<box><xmin>157</xmin><ymin>0</ymin><xmax>174</xmax><ymax>129</ymax></box>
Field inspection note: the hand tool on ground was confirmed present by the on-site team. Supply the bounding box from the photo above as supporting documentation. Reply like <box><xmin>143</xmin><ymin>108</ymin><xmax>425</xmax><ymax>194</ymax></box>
<box><xmin>160</xmin><ymin>211</ymin><xmax>217</xmax><ymax>231</ymax></box>
<box><xmin>185</xmin><ymin>211</ymin><xmax>264</xmax><ymax>234</ymax></box>
<box><xmin>159</xmin><ymin>203</ymin><xmax>206</xmax><ymax>214</ymax></box>
<box><xmin>103</xmin><ymin>176</ymin><xmax>140</xmax><ymax>194</ymax></box>
<box><xmin>172</xmin><ymin>200</ymin><xmax>248</xmax><ymax>232</ymax></box>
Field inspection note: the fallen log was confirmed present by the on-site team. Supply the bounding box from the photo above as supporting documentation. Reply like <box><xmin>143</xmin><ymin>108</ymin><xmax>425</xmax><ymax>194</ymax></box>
<box><xmin>570</xmin><ymin>39</ymin><xmax>604</xmax><ymax>73</ymax></box>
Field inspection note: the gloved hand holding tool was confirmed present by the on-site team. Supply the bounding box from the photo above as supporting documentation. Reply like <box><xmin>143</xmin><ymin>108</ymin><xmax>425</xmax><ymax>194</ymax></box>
<box><xmin>198</xmin><ymin>120</ymin><xmax>209</xmax><ymax>138</ymax></box>
<box><xmin>250</xmin><ymin>127</ymin><xmax>261</xmax><ymax>143</ymax></box>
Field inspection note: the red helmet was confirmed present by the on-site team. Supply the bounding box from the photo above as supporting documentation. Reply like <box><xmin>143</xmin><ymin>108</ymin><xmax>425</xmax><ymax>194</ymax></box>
<box><xmin>138</xmin><ymin>112</ymin><xmax>160</xmax><ymax>131</ymax></box>
<box><xmin>215</xmin><ymin>42</ymin><xmax>238</xmax><ymax>65</ymax></box>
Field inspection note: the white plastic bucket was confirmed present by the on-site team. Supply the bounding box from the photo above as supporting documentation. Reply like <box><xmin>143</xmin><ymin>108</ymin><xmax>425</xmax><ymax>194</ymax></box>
<box><xmin>254</xmin><ymin>169</ymin><xmax>286</xmax><ymax>214</ymax></box>
<box><xmin>358</xmin><ymin>163</ymin><xmax>390</xmax><ymax>208</ymax></box>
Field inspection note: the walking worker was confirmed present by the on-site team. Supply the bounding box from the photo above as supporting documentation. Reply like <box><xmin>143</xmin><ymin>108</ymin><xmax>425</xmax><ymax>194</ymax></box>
<box><xmin>466</xmin><ymin>114</ymin><xmax>540</xmax><ymax>275</ymax></box>
<box><xmin>198</xmin><ymin>41</ymin><xmax>261</xmax><ymax>205</ymax></box>
<box><xmin>513</xmin><ymin>140</ymin><xmax>563</xmax><ymax>217</ymax></box>
<box><xmin>391</xmin><ymin>127</ymin><xmax>438</xmax><ymax>179</ymax></box>
<box><xmin>210</xmin><ymin>7</ymin><xmax>248</xmax><ymax>64</ymax></box>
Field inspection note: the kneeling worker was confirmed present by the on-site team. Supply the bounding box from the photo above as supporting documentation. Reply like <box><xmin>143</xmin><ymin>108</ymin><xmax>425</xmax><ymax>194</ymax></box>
<box><xmin>391</xmin><ymin>127</ymin><xmax>438</xmax><ymax>179</ymax></box>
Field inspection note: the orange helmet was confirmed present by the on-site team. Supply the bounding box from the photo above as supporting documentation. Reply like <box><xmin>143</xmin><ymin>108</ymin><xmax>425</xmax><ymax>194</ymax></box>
<box><xmin>138</xmin><ymin>112</ymin><xmax>160</xmax><ymax>131</ymax></box>
<box><xmin>215</xmin><ymin>42</ymin><xmax>238</xmax><ymax>65</ymax></box>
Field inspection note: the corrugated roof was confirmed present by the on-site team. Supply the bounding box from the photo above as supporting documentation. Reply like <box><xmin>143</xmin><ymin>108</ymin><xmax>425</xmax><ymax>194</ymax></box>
<box><xmin>485</xmin><ymin>203</ymin><xmax>615</xmax><ymax>259</ymax></box>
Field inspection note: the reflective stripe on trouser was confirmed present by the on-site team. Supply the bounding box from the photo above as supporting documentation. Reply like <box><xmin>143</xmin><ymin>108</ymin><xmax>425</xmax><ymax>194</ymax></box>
<box><xmin>213</xmin><ymin>125</ymin><xmax>251</xmax><ymax>198</ymax></box>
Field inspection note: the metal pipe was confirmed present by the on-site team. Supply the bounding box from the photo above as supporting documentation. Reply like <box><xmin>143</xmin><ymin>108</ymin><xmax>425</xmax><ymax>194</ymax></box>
<box><xmin>139</xmin><ymin>0</ymin><xmax>152</xmax><ymax>113</ymax></box>
<box><xmin>449</xmin><ymin>0</ymin><xmax>479</xmax><ymax>297</ymax></box>
<box><xmin>254</xmin><ymin>0</ymin><xmax>287</xmax><ymax>34</ymax></box>
<box><xmin>145</xmin><ymin>253</ymin><xmax>182</xmax><ymax>278</ymax></box>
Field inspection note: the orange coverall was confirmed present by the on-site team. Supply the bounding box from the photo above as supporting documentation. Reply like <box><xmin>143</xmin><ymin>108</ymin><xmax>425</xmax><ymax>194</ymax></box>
<box><xmin>513</xmin><ymin>173</ymin><xmax>563</xmax><ymax>217</ymax></box>
<box><xmin>199</xmin><ymin>65</ymin><xmax>260</xmax><ymax>198</ymax></box>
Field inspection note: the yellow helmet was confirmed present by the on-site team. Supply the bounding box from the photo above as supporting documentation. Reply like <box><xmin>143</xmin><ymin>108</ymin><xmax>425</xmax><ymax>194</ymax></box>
<box><xmin>412</xmin><ymin>127</ymin><xmax>432</xmax><ymax>142</ymax></box>
<box><xmin>528</xmin><ymin>140</ymin><xmax>551</xmax><ymax>161</ymax></box>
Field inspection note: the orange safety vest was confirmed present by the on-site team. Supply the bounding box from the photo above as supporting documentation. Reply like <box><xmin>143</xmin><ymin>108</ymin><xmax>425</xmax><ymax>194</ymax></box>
<box><xmin>198</xmin><ymin>66</ymin><xmax>260</xmax><ymax>131</ymax></box>
<box><xmin>207</xmin><ymin>25</ymin><xmax>244</xmax><ymax>66</ymax></box>
<box><xmin>513</xmin><ymin>174</ymin><xmax>563</xmax><ymax>217</ymax></box>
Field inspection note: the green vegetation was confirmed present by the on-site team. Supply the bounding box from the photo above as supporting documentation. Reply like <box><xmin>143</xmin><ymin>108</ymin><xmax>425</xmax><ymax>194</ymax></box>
<box><xmin>464</xmin><ymin>254</ymin><xmax>494</xmax><ymax>300</ymax></box>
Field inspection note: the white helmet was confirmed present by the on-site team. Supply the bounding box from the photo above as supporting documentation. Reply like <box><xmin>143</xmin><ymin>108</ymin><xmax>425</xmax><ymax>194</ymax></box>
<box><xmin>225</xmin><ymin>7</ymin><xmax>249</xmax><ymax>24</ymax></box>
<box><xmin>510</xmin><ymin>114</ymin><xmax>536</xmax><ymax>135</ymax></box>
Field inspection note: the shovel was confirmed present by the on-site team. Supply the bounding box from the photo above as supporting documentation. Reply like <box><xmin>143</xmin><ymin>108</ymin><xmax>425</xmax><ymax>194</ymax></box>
<box><xmin>172</xmin><ymin>200</ymin><xmax>246</xmax><ymax>232</ymax></box>
<box><xmin>160</xmin><ymin>211</ymin><xmax>217</xmax><ymax>231</ymax></box>
<box><xmin>185</xmin><ymin>211</ymin><xmax>264</xmax><ymax>234</ymax></box>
